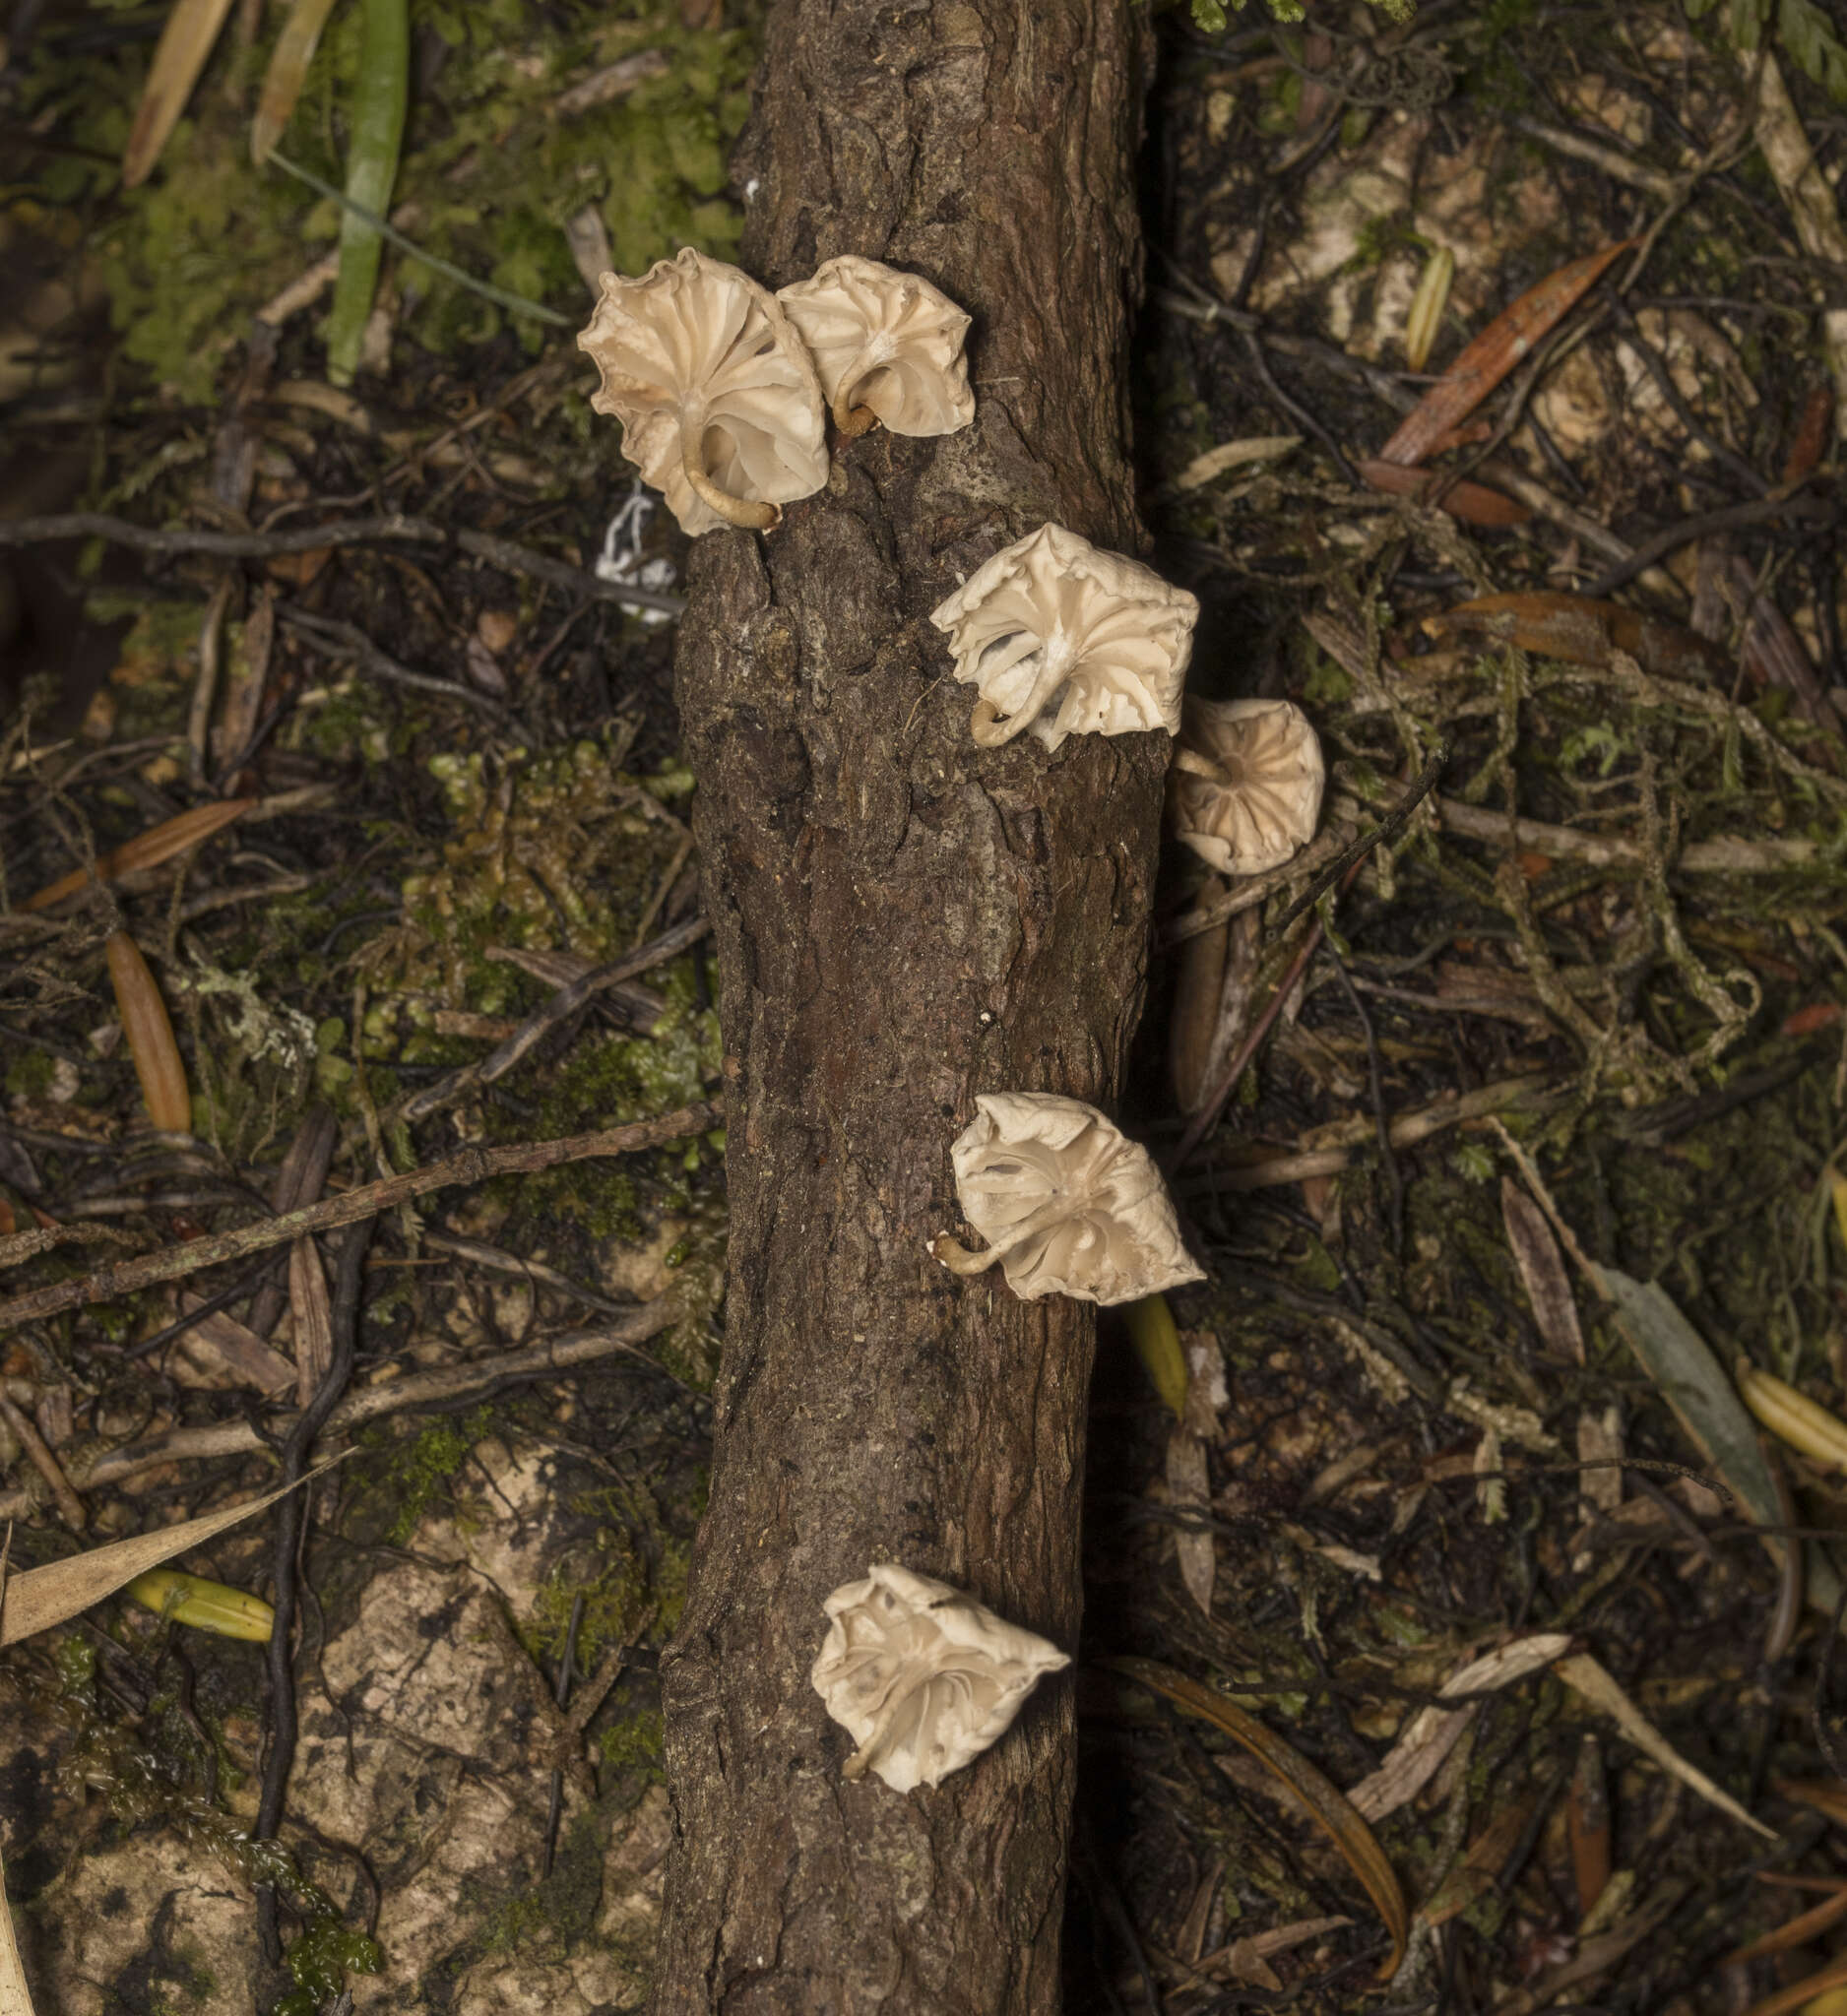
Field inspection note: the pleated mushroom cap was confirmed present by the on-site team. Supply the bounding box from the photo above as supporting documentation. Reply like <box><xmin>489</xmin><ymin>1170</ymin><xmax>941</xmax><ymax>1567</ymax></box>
<box><xmin>1170</xmin><ymin>697</ymin><xmax>1325</xmax><ymax>875</ymax></box>
<box><xmin>810</xmin><ymin>1564</ymin><xmax>1069</xmax><ymax>1793</ymax></box>
<box><xmin>777</xmin><ymin>254</ymin><xmax>975</xmax><ymax>439</ymax></box>
<box><xmin>930</xmin><ymin>1092</ymin><xmax>1203</xmax><ymax>1306</ymax></box>
<box><xmin>929</xmin><ymin>524</ymin><xmax>1198</xmax><ymax>753</ymax></box>
<box><xmin>578</xmin><ymin>247</ymin><xmax>828</xmax><ymax>536</ymax></box>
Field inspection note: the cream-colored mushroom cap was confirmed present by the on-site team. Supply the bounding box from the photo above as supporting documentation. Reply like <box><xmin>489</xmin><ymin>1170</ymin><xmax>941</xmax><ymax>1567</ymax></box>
<box><xmin>931</xmin><ymin>1092</ymin><xmax>1204</xmax><ymax>1306</ymax></box>
<box><xmin>777</xmin><ymin>254</ymin><xmax>975</xmax><ymax>439</ymax></box>
<box><xmin>929</xmin><ymin>524</ymin><xmax>1198</xmax><ymax>753</ymax></box>
<box><xmin>810</xmin><ymin>1564</ymin><xmax>1069</xmax><ymax>1793</ymax></box>
<box><xmin>1171</xmin><ymin>697</ymin><xmax>1325</xmax><ymax>875</ymax></box>
<box><xmin>577</xmin><ymin>247</ymin><xmax>828</xmax><ymax>536</ymax></box>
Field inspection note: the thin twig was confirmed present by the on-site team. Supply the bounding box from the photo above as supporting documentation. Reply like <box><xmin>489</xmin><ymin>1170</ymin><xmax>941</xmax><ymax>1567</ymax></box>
<box><xmin>1270</xmin><ymin>742</ymin><xmax>1450</xmax><ymax>938</ymax></box>
<box><xmin>0</xmin><ymin>1304</ymin><xmax>686</xmax><ymax>1518</ymax></box>
<box><xmin>0</xmin><ymin>513</ymin><xmax>686</xmax><ymax>617</ymax></box>
<box><xmin>277</xmin><ymin>605</ymin><xmax>509</xmax><ymax>724</ymax></box>
<box><xmin>0</xmin><ymin>1102</ymin><xmax>717</xmax><ymax>1330</ymax></box>
<box><xmin>400</xmin><ymin>914</ymin><xmax>712</xmax><ymax>1124</ymax></box>
<box><xmin>1585</xmin><ymin>490</ymin><xmax>1835</xmax><ymax>598</ymax></box>
<box><xmin>256</xmin><ymin>1217</ymin><xmax>373</xmax><ymax>1962</ymax></box>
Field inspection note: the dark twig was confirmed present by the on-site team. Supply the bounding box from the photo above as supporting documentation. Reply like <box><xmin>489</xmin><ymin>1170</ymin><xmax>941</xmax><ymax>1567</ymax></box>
<box><xmin>0</xmin><ymin>513</ymin><xmax>687</xmax><ymax>617</ymax></box>
<box><xmin>0</xmin><ymin>1102</ymin><xmax>718</xmax><ymax>1329</ymax></box>
<box><xmin>1271</xmin><ymin>743</ymin><xmax>1449</xmax><ymax>939</ymax></box>
<box><xmin>542</xmin><ymin>1593</ymin><xmax>587</xmax><ymax>1878</ymax></box>
<box><xmin>402</xmin><ymin>914</ymin><xmax>713</xmax><ymax>1124</ymax></box>
<box><xmin>256</xmin><ymin>1215</ymin><xmax>373</xmax><ymax>1962</ymax></box>
<box><xmin>1328</xmin><ymin>950</ymin><xmax>1403</xmax><ymax>1259</ymax></box>
<box><xmin>1585</xmin><ymin>491</ymin><xmax>1836</xmax><ymax>598</ymax></box>
<box><xmin>277</xmin><ymin>605</ymin><xmax>509</xmax><ymax>724</ymax></box>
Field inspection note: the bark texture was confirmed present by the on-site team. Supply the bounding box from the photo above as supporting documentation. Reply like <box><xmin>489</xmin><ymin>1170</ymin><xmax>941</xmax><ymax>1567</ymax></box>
<box><xmin>657</xmin><ymin>0</ymin><xmax>1158</xmax><ymax>2005</ymax></box>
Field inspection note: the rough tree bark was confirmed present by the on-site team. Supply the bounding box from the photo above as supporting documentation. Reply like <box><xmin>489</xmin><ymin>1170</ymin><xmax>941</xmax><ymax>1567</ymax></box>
<box><xmin>657</xmin><ymin>0</ymin><xmax>1160</xmax><ymax>2005</ymax></box>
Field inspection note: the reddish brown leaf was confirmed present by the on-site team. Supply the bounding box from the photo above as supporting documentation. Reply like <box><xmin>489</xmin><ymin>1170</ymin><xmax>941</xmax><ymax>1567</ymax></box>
<box><xmin>1502</xmin><ymin>1177</ymin><xmax>1584</xmax><ymax>1362</ymax></box>
<box><xmin>21</xmin><ymin>797</ymin><xmax>255</xmax><ymax>913</ymax></box>
<box><xmin>1357</xmin><ymin>459</ymin><xmax>1530</xmax><ymax>528</ymax></box>
<box><xmin>1568</xmin><ymin>1734</ymin><xmax>1611</xmax><ymax>1920</ymax></box>
<box><xmin>1783</xmin><ymin>385</ymin><xmax>1835</xmax><ymax>485</ymax></box>
<box><xmin>1378</xmin><ymin>239</ymin><xmax>1638</xmax><ymax>468</ymax></box>
<box><xmin>1422</xmin><ymin>590</ymin><xmax>1733</xmax><ymax>684</ymax></box>
<box><xmin>1720</xmin><ymin>1881</ymin><xmax>1847</xmax><ymax>1967</ymax></box>
<box><xmin>1109</xmin><ymin>1655</ymin><xmax>1408</xmax><ymax>1981</ymax></box>
<box><xmin>105</xmin><ymin>931</ymin><xmax>192</xmax><ymax>1136</ymax></box>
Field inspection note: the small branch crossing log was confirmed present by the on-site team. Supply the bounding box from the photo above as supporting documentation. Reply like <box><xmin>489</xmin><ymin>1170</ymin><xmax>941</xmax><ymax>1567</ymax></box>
<box><xmin>656</xmin><ymin>0</ymin><xmax>1159</xmax><ymax>2004</ymax></box>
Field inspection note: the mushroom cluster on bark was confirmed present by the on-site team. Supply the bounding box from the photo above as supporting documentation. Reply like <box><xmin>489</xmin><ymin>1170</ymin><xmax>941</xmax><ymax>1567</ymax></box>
<box><xmin>578</xmin><ymin>247</ymin><xmax>974</xmax><ymax>535</ymax></box>
<box><xmin>930</xmin><ymin>522</ymin><xmax>1199</xmax><ymax>752</ymax></box>
<box><xmin>810</xmin><ymin>1565</ymin><xmax>1070</xmax><ymax>1793</ymax></box>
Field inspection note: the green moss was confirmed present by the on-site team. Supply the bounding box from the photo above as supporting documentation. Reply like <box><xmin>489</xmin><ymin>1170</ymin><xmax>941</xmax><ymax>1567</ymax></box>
<box><xmin>21</xmin><ymin>0</ymin><xmax>761</xmax><ymax>399</ymax></box>
<box><xmin>4</xmin><ymin>1047</ymin><xmax>56</xmax><ymax>1098</ymax></box>
<box><xmin>598</xmin><ymin>1707</ymin><xmax>665</xmax><ymax>1780</ymax></box>
<box><xmin>361</xmin><ymin>1408</ymin><xmax>492</xmax><ymax>1544</ymax></box>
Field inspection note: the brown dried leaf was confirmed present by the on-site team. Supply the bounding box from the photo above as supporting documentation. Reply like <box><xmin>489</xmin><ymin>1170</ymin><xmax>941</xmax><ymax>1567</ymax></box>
<box><xmin>1720</xmin><ymin>1879</ymin><xmax>1847</xmax><ymax>1967</ymax></box>
<box><xmin>1556</xmin><ymin>1653</ymin><xmax>1774</xmax><ymax>1838</ymax></box>
<box><xmin>0</xmin><ymin>1843</ymin><xmax>32</xmax><ymax>2016</ymax></box>
<box><xmin>287</xmin><ymin>1236</ymin><xmax>333</xmax><ymax>1406</ymax></box>
<box><xmin>1377</xmin><ymin>239</ymin><xmax>1636</xmax><ymax>467</ymax></box>
<box><xmin>21</xmin><ymin>797</ymin><xmax>254</xmax><ymax>912</ymax></box>
<box><xmin>1356</xmin><ymin>458</ymin><xmax>1530</xmax><ymax>528</ymax></box>
<box><xmin>1166</xmin><ymin>1425</ymin><xmax>1214</xmax><ymax>1618</ymax></box>
<box><xmin>105</xmin><ymin>932</ymin><xmax>191</xmax><ymax>1135</ymax></box>
<box><xmin>1422</xmin><ymin>591</ymin><xmax>1731</xmax><ymax>683</ymax></box>
<box><xmin>1110</xmin><ymin>1656</ymin><xmax>1408</xmax><ymax>1981</ymax></box>
<box><xmin>121</xmin><ymin>0</ymin><xmax>239</xmax><ymax>188</ymax></box>
<box><xmin>250</xmin><ymin>0</ymin><xmax>342</xmax><ymax>162</ymax></box>
<box><xmin>0</xmin><ymin>1460</ymin><xmax>338</xmax><ymax>1645</ymax></box>
<box><xmin>1737</xmin><ymin>1952</ymin><xmax>1847</xmax><ymax>2016</ymax></box>
<box><xmin>1502</xmin><ymin>1177</ymin><xmax>1584</xmax><ymax>1361</ymax></box>
<box><xmin>1419</xmin><ymin>1793</ymin><xmax>1538</xmax><ymax>1928</ymax></box>
<box><xmin>1349</xmin><ymin>1634</ymin><xmax>1571</xmax><ymax>1821</ymax></box>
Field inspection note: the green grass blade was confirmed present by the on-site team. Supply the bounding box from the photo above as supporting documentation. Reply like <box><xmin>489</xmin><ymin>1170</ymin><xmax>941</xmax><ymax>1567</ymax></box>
<box><xmin>325</xmin><ymin>0</ymin><xmax>409</xmax><ymax>387</ymax></box>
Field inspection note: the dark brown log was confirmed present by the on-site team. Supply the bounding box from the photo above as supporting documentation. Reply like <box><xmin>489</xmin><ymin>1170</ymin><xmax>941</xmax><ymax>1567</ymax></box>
<box><xmin>656</xmin><ymin>0</ymin><xmax>1160</xmax><ymax>2004</ymax></box>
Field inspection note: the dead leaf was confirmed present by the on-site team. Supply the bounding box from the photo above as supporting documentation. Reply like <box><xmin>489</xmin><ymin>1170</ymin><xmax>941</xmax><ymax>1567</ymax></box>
<box><xmin>0</xmin><ymin>1843</ymin><xmax>32</xmax><ymax>2016</ymax></box>
<box><xmin>1349</xmin><ymin>1634</ymin><xmax>1572</xmax><ymax>1821</ymax></box>
<box><xmin>1719</xmin><ymin>1879</ymin><xmax>1847</xmax><ymax>1967</ymax></box>
<box><xmin>1166</xmin><ymin>1426</ymin><xmax>1214</xmax><ymax>1618</ymax></box>
<box><xmin>1110</xmin><ymin>1656</ymin><xmax>1408</xmax><ymax>1981</ymax></box>
<box><xmin>105</xmin><ymin>932</ymin><xmax>191</xmax><ymax>1135</ymax></box>
<box><xmin>21</xmin><ymin>798</ymin><xmax>254</xmax><ymax>912</ymax></box>
<box><xmin>1377</xmin><ymin>239</ymin><xmax>1636</xmax><ymax>467</ymax></box>
<box><xmin>0</xmin><ymin>1458</ymin><xmax>341</xmax><ymax>1646</ymax></box>
<box><xmin>1422</xmin><ymin>591</ymin><xmax>1731</xmax><ymax>684</ymax></box>
<box><xmin>249</xmin><ymin>0</ymin><xmax>342</xmax><ymax>163</ymax></box>
<box><xmin>1356</xmin><ymin>458</ymin><xmax>1530</xmax><ymax>527</ymax></box>
<box><xmin>288</xmin><ymin>1236</ymin><xmax>332</xmax><ymax>1406</ymax></box>
<box><xmin>171</xmin><ymin>1293</ymin><xmax>295</xmax><ymax>1395</ymax></box>
<box><xmin>1737</xmin><ymin>1953</ymin><xmax>1847</xmax><ymax>2016</ymax></box>
<box><xmin>1419</xmin><ymin>1793</ymin><xmax>1538</xmax><ymax>1928</ymax></box>
<box><xmin>1554</xmin><ymin>1653</ymin><xmax>1773</xmax><ymax>1839</ymax></box>
<box><xmin>1502</xmin><ymin>1176</ymin><xmax>1583</xmax><ymax>1361</ymax></box>
<box><xmin>121</xmin><ymin>0</ymin><xmax>239</xmax><ymax>188</ymax></box>
<box><xmin>1174</xmin><ymin>434</ymin><xmax>1301</xmax><ymax>491</ymax></box>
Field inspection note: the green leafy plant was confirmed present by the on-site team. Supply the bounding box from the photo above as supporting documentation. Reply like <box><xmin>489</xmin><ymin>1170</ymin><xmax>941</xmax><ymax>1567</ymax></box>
<box><xmin>1685</xmin><ymin>0</ymin><xmax>1847</xmax><ymax>97</ymax></box>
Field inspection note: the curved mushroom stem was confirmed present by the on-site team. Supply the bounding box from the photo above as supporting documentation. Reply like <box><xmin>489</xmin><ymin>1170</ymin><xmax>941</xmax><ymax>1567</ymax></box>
<box><xmin>1171</xmin><ymin>746</ymin><xmax>1231</xmax><ymax>785</ymax></box>
<box><xmin>832</xmin><ymin>378</ymin><xmax>880</xmax><ymax>438</ymax></box>
<box><xmin>842</xmin><ymin>1688</ymin><xmax>906</xmax><ymax>1781</ymax></box>
<box><xmin>930</xmin><ymin>1193</ymin><xmax>1074</xmax><ymax>1276</ymax></box>
<box><xmin>679</xmin><ymin>409</ymin><xmax>779</xmax><ymax>532</ymax></box>
<box><xmin>968</xmin><ymin>641</ymin><xmax>1075</xmax><ymax>749</ymax></box>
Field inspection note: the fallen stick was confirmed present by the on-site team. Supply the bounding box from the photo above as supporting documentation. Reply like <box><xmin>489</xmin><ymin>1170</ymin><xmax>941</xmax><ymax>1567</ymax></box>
<box><xmin>0</xmin><ymin>1102</ymin><xmax>717</xmax><ymax>1330</ymax></box>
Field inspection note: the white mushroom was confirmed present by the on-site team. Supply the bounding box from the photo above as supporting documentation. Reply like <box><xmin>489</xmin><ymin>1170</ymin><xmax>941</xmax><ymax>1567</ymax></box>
<box><xmin>1170</xmin><ymin>697</ymin><xmax>1325</xmax><ymax>875</ymax></box>
<box><xmin>577</xmin><ymin>247</ymin><xmax>828</xmax><ymax>536</ymax></box>
<box><xmin>777</xmin><ymin>254</ymin><xmax>976</xmax><ymax>439</ymax></box>
<box><xmin>810</xmin><ymin>1563</ymin><xmax>1069</xmax><ymax>1793</ymax></box>
<box><xmin>931</xmin><ymin>1092</ymin><xmax>1204</xmax><ymax>1306</ymax></box>
<box><xmin>929</xmin><ymin>524</ymin><xmax>1198</xmax><ymax>753</ymax></box>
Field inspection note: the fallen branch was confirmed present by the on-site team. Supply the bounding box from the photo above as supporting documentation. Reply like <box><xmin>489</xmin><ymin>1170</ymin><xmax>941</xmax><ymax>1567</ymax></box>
<box><xmin>0</xmin><ymin>1102</ymin><xmax>717</xmax><ymax>1330</ymax></box>
<box><xmin>0</xmin><ymin>1302</ymin><xmax>681</xmax><ymax>1525</ymax></box>
<box><xmin>0</xmin><ymin>512</ymin><xmax>686</xmax><ymax>618</ymax></box>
